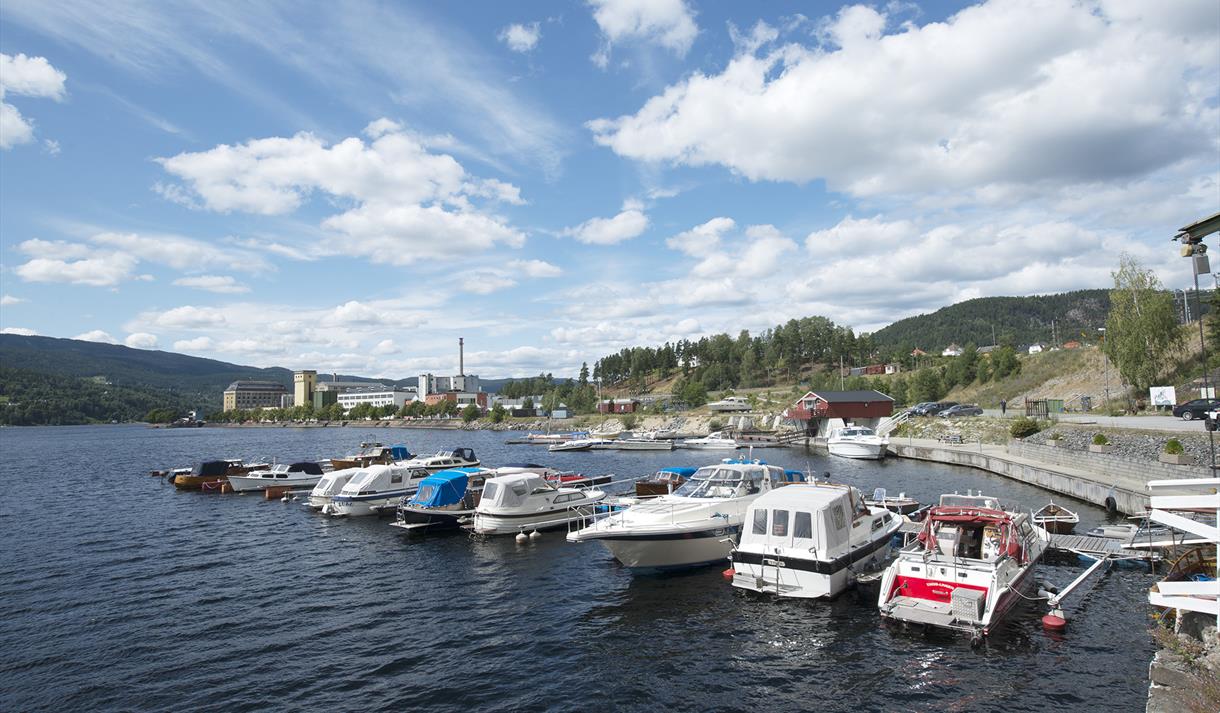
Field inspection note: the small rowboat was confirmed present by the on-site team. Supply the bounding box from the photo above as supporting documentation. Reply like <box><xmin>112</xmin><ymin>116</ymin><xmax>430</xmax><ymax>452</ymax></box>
<box><xmin>1032</xmin><ymin>501</ymin><xmax>1079</xmax><ymax>534</ymax></box>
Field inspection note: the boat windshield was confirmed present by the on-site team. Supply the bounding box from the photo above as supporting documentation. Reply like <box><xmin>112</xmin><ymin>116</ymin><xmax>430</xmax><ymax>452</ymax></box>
<box><xmin>672</xmin><ymin>467</ymin><xmax>759</xmax><ymax>499</ymax></box>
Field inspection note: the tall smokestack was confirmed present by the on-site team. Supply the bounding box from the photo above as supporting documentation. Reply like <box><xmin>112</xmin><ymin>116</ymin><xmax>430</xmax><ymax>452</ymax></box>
<box><xmin>459</xmin><ymin>337</ymin><xmax>464</xmax><ymax>376</ymax></box>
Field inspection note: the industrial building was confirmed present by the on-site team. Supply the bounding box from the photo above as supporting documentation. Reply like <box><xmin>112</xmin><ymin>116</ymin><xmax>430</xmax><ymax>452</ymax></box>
<box><xmin>222</xmin><ymin>380</ymin><xmax>289</xmax><ymax>410</ymax></box>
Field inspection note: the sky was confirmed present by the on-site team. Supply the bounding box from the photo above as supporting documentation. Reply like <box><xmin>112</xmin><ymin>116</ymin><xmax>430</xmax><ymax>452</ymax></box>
<box><xmin>0</xmin><ymin>0</ymin><xmax>1217</xmax><ymax>379</ymax></box>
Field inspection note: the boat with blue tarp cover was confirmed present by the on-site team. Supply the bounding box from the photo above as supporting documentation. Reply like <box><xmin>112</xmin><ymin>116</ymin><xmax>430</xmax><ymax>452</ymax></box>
<box><xmin>392</xmin><ymin>467</ymin><xmax>491</xmax><ymax>533</ymax></box>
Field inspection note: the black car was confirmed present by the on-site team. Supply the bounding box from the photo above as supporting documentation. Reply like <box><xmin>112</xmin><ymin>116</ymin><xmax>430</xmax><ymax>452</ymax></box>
<box><xmin>938</xmin><ymin>404</ymin><xmax>983</xmax><ymax>418</ymax></box>
<box><xmin>923</xmin><ymin>401</ymin><xmax>959</xmax><ymax>417</ymax></box>
<box><xmin>1172</xmin><ymin>398</ymin><xmax>1220</xmax><ymax>421</ymax></box>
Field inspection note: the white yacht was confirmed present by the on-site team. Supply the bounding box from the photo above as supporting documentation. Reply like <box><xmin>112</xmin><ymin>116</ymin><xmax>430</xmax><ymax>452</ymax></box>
<box><xmin>401</xmin><ymin>448</ymin><xmax>480</xmax><ymax>471</ymax></box>
<box><xmin>708</xmin><ymin>396</ymin><xmax>752</xmax><ymax>412</ymax></box>
<box><xmin>323</xmin><ymin>464</ymin><xmax>432</xmax><ymax>517</ymax></box>
<box><xmin>547</xmin><ymin>438</ymin><xmax>615</xmax><ymax>452</ymax></box>
<box><xmin>681</xmin><ymin>432</ymin><xmax>739</xmax><ymax>450</ymax></box>
<box><xmin>307</xmin><ymin>467</ymin><xmax>363</xmax><ymax>510</ymax></box>
<box><xmin>827</xmin><ymin>425</ymin><xmax>888</xmax><ymax>460</ymax></box>
<box><xmin>471</xmin><ymin>473</ymin><xmax>605</xmax><ymax>535</ymax></box>
<box><xmin>227</xmin><ymin>461</ymin><xmax>328</xmax><ymax>492</ymax></box>
<box><xmin>730</xmin><ymin>483</ymin><xmax>902</xmax><ymax>599</ymax></box>
<box><xmin>877</xmin><ymin>493</ymin><xmax>1048</xmax><ymax>639</ymax></box>
<box><xmin>566</xmin><ymin>461</ymin><xmax>783</xmax><ymax>570</ymax></box>
<box><xmin>612</xmin><ymin>436</ymin><xmax>674</xmax><ymax>451</ymax></box>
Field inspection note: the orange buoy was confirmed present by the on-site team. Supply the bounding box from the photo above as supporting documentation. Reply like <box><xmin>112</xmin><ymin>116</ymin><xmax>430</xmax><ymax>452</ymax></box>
<box><xmin>722</xmin><ymin>568</ymin><xmax>735</xmax><ymax>582</ymax></box>
<box><xmin>1042</xmin><ymin>609</ymin><xmax>1067</xmax><ymax>631</ymax></box>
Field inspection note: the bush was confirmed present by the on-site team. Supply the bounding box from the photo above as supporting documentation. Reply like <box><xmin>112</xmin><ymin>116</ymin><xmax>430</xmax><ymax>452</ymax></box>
<box><xmin>621</xmin><ymin>414</ymin><xmax>637</xmax><ymax>430</ymax></box>
<box><xmin>1009</xmin><ymin>417</ymin><xmax>1041</xmax><ymax>439</ymax></box>
<box><xmin>461</xmin><ymin>404</ymin><xmax>481</xmax><ymax>423</ymax></box>
<box><xmin>1048</xmin><ymin>431</ymin><xmax>1062</xmax><ymax>441</ymax></box>
<box><xmin>1163</xmin><ymin>438</ymin><xmax>1185</xmax><ymax>455</ymax></box>
<box><xmin>1092</xmin><ymin>433</ymin><xmax>1109</xmax><ymax>446</ymax></box>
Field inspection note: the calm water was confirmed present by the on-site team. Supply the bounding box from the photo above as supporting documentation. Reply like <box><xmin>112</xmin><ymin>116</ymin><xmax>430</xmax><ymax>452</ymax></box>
<box><xmin>0</xmin><ymin>425</ymin><xmax>1156</xmax><ymax>712</ymax></box>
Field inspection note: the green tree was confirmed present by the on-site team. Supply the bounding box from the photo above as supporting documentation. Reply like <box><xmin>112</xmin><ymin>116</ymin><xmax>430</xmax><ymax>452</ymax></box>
<box><xmin>1103</xmin><ymin>254</ymin><xmax>1183</xmax><ymax>391</ymax></box>
<box><xmin>461</xmin><ymin>403</ymin><xmax>481</xmax><ymax>423</ymax></box>
<box><xmin>490</xmin><ymin>403</ymin><xmax>506</xmax><ymax>423</ymax></box>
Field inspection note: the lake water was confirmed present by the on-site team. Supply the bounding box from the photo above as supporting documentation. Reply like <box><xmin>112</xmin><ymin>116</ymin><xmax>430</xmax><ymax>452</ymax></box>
<box><xmin>0</xmin><ymin>425</ymin><xmax>1156</xmax><ymax>712</ymax></box>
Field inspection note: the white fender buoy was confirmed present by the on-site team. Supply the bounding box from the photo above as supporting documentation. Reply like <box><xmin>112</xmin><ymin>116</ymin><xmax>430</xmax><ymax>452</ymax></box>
<box><xmin>515</xmin><ymin>532</ymin><xmax>528</xmax><ymax>544</ymax></box>
<box><xmin>529</xmin><ymin>530</ymin><xmax>542</xmax><ymax>540</ymax></box>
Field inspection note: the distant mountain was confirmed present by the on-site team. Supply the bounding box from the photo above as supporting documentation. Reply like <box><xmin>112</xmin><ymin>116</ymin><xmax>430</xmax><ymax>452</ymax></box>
<box><xmin>869</xmin><ymin>290</ymin><xmax>1111</xmax><ymax>352</ymax></box>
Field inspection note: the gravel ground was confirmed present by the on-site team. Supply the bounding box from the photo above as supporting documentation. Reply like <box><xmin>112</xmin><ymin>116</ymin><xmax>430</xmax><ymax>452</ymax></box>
<box><xmin>1025</xmin><ymin>424</ymin><xmax>1218</xmax><ymax>464</ymax></box>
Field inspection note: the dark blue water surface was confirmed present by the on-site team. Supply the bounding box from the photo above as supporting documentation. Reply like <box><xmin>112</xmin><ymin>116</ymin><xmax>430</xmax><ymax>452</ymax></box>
<box><xmin>0</xmin><ymin>425</ymin><xmax>1156</xmax><ymax>712</ymax></box>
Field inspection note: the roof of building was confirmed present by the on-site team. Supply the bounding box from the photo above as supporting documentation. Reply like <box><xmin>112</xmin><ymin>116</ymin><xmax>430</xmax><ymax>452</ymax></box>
<box><xmin>224</xmin><ymin>380</ymin><xmax>287</xmax><ymax>392</ymax></box>
<box><xmin>315</xmin><ymin>380</ymin><xmax>387</xmax><ymax>391</ymax></box>
<box><xmin>805</xmin><ymin>390</ymin><xmax>895</xmax><ymax>403</ymax></box>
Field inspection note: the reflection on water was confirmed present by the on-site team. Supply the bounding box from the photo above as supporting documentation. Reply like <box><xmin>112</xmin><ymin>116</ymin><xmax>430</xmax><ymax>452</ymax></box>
<box><xmin>0</xmin><ymin>425</ymin><xmax>1155</xmax><ymax>713</ymax></box>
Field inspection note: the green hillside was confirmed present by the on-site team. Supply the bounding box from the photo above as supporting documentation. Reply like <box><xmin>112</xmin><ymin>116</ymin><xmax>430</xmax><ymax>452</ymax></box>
<box><xmin>869</xmin><ymin>290</ymin><xmax>1112</xmax><ymax>352</ymax></box>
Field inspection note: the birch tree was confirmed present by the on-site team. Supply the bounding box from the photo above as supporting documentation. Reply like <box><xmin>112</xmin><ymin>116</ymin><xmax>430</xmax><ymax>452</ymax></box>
<box><xmin>1102</xmin><ymin>254</ymin><xmax>1182</xmax><ymax>391</ymax></box>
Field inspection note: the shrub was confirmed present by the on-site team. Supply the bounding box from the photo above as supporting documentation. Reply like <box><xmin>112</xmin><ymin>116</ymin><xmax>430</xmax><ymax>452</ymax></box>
<box><xmin>709</xmin><ymin>419</ymin><xmax>723</xmax><ymax>431</ymax></box>
<box><xmin>1009</xmin><ymin>417</ymin><xmax>1041</xmax><ymax>439</ymax></box>
<box><xmin>1164</xmin><ymin>438</ymin><xmax>1185</xmax><ymax>455</ymax></box>
<box><xmin>1048</xmin><ymin>431</ymin><xmax>1062</xmax><ymax>441</ymax></box>
<box><xmin>1092</xmin><ymin>433</ymin><xmax>1109</xmax><ymax>446</ymax></box>
<box><xmin>621</xmin><ymin>414</ymin><xmax>637</xmax><ymax>430</ymax></box>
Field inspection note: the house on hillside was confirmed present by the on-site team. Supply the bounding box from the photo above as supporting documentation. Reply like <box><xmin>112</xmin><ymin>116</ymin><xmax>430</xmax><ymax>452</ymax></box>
<box><xmin>977</xmin><ymin>345</ymin><xmax>998</xmax><ymax>355</ymax></box>
<box><xmin>1028</xmin><ymin>343</ymin><xmax>1045</xmax><ymax>354</ymax></box>
<box><xmin>598</xmin><ymin>398</ymin><xmax>639</xmax><ymax>414</ymax></box>
<box><xmin>884</xmin><ymin>363</ymin><xmax>901</xmax><ymax>375</ymax></box>
<box><xmin>911</xmin><ymin>348</ymin><xmax>927</xmax><ymax>357</ymax></box>
<box><xmin>783</xmin><ymin>390</ymin><xmax>895</xmax><ymax>438</ymax></box>
<box><xmin>942</xmin><ymin>343</ymin><xmax>964</xmax><ymax>357</ymax></box>
<box><xmin>1063</xmin><ymin>340</ymin><xmax>1081</xmax><ymax>349</ymax></box>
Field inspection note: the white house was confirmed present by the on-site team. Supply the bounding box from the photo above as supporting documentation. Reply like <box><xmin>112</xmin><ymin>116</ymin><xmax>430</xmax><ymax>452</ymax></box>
<box><xmin>1028</xmin><ymin>343</ymin><xmax>1045</xmax><ymax>354</ymax></box>
<box><xmin>337</xmin><ymin>386</ymin><xmax>419</xmax><ymax>412</ymax></box>
<box><xmin>941</xmin><ymin>343</ymin><xmax>964</xmax><ymax>357</ymax></box>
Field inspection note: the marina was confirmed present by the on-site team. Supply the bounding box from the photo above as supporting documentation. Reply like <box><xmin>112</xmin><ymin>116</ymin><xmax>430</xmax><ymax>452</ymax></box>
<box><xmin>0</xmin><ymin>424</ymin><xmax>1180</xmax><ymax>711</ymax></box>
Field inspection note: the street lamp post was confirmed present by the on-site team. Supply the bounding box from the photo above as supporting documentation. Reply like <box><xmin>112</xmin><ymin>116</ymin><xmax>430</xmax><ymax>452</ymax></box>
<box><xmin>1098</xmin><ymin>327</ymin><xmax>1108</xmax><ymax>416</ymax></box>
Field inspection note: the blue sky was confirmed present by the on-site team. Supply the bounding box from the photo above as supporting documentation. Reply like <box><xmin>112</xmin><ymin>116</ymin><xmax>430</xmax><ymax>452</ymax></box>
<box><xmin>1</xmin><ymin>0</ymin><xmax>1217</xmax><ymax>378</ymax></box>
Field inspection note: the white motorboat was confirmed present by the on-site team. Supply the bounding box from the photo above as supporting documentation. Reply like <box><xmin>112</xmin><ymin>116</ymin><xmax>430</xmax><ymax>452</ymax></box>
<box><xmin>612</xmin><ymin>438</ymin><xmax>674</xmax><ymax>451</ymax></box>
<box><xmin>629</xmin><ymin>428</ymin><xmax>679</xmax><ymax>440</ymax></box>
<box><xmin>471</xmin><ymin>473</ymin><xmax>605</xmax><ymax>535</ymax></box>
<box><xmin>526</xmin><ymin>431</ymin><xmax>588</xmax><ymax>443</ymax></box>
<box><xmin>323</xmin><ymin>464</ymin><xmax>432</xmax><ymax>517</ymax></box>
<box><xmin>307</xmin><ymin>467</ymin><xmax>363</xmax><ymax>510</ymax></box>
<box><xmin>547</xmin><ymin>438</ymin><xmax>615</xmax><ymax>452</ymax></box>
<box><xmin>731</xmin><ymin>482</ymin><xmax>903</xmax><ymax>599</ymax></box>
<box><xmin>708</xmin><ymin>396</ymin><xmax>752</xmax><ymax>412</ymax></box>
<box><xmin>864</xmin><ymin>488</ymin><xmax>921</xmax><ymax>515</ymax></box>
<box><xmin>401</xmin><ymin>448</ymin><xmax>480</xmax><ymax>471</ymax></box>
<box><xmin>227</xmin><ymin>461</ymin><xmax>328</xmax><ymax>492</ymax></box>
<box><xmin>827</xmin><ymin>425</ymin><xmax>887</xmax><ymax>460</ymax></box>
<box><xmin>1031</xmin><ymin>501</ymin><xmax>1079</xmax><ymax>534</ymax></box>
<box><xmin>391</xmin><ymin>467</ymin><xmax>492</xmax><ymax>532</ymax></box>
<box><xmin>681</xmin><ymin>432</ymin><xmax>739</xmax><ymax>450</ymax></box>
<box><xmin>877</xmin><ymin>492</ymin><xmax>1048</xmax><ymax>639</ymax></box>
<box><xmin>566</xmin><ymin>461</ymin><xmax>784</xmax><ymax>570</ymax></box>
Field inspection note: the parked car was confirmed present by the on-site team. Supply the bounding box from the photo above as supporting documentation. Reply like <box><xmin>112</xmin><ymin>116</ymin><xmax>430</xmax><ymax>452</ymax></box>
<box><xmin>907</xmin><ymin>402</ymin><xmax>936</xmax><ymax>416</ymax></box>
<box><xmin>923</xmin><ymin>401</ymin><xmax>960</xmax><ymax>417</ymax></box>
<box><xmin>1172</xmin><ymin>398</ymin><xmax>1220</xmax><ymax>421</ymax></box>
<box><xmin>938</xmin><ymin>404</ymin><xmax>983</xmax><ymax>418</ymax></box>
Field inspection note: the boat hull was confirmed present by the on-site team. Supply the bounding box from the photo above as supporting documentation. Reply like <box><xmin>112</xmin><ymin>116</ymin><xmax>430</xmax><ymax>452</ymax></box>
<box><xmin>171</xmin><ymin>475</ymin><xmax>228</xmax><ymax>491</ymax></box>
<box><xmin>827</xmin><ymin>441</ymin><xmax>886</xmax><ymax>459</ymax></box>
<box><xmin>1035</xmin><ymin>519</ymin><xmax>1077</xmax><ymax>535</ymax></box>
<box><xmin>227</xmin><ymin>474</ymin><xmax>323</xmax><ymax>492</ymax></box>
<box><xmin>732</xmin><ymin>522</ymin><xmax>899</xmax><ymax>598</ymax></box>
<box><xmin>613</xmin><ymin>441</ymin><xmax>674</xmax><ymax>451</ymax></box>
<box><xmin>392</xmin><ymin>507</ymin><xmax>471</xmax><ymax>532</ymax></box>
<box><xmin>473</xmin><ymin>506</ymin><xmax>599</xmax><ymax>535</ymax></box>
<box><xmin>324</xmin><ymin>489</ymin><xmax>415</xmax><ymax>517</ymax></box>
<box><xmin>589</xmin><ymin>525</ymin><xmax>742</xmax><ymax>570</ymax></box>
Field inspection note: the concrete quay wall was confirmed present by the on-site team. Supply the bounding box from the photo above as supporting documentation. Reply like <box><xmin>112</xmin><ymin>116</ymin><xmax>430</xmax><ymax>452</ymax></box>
<box><xmin>887</xmin><ymin>441</ymin><xmax>1154</xmax><ymax>515</ymax></box>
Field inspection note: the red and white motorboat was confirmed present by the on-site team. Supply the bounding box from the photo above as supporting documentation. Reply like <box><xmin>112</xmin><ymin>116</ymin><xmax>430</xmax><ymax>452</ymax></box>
<box><xmin>877</xmin><ymin>492</ymin><xmax>1048</xmax><ymax>639</ymax></box>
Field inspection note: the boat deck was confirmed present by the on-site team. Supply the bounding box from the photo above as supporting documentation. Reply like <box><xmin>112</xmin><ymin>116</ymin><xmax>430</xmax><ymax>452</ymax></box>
<box><xmin>884</xmin><ymin>596</ymin><xmax>961</xmax><ymax>629</ymax></box>
<box><xmin>896</xmin><ymin>522</ymin><xmax>1157</xmax><ymax>560</ymax></box>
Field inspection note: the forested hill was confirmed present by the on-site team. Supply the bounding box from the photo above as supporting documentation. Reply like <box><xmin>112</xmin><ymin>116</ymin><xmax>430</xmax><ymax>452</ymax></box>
<box><xmin>869</xmin><ymin>290</ymin><xmax>1112</xmax><ymax>352</ymax></box>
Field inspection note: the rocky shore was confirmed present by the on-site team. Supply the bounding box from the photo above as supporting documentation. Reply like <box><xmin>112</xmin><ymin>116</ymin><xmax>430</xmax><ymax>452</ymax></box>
<box><xmin>1027</xmin><ymin>424</ymin><xmax>1214</xmax><ymax>466</ymax></box>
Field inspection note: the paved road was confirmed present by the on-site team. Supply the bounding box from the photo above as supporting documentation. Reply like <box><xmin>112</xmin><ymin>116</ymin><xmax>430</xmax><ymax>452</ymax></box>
<box><xmin>966</xmin><ymin>409</ymin><xmax>1198</xmax><ymax>432</ymax></box>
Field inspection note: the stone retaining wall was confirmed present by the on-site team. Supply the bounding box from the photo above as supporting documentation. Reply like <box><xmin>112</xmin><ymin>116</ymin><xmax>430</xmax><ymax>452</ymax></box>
<box><xmin>1008</xmin><ymin>440</ymin><xmax>1212</xmax><ymax>481</ymax></box>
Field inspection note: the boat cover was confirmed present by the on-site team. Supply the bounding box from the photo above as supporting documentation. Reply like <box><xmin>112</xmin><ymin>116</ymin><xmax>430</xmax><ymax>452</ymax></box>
<box><xmin>408</xmin><ymin>468</ymin><xmax>474</xmax><ymax>507</ymax></box>
<box><xmin>783</xmin><ymin>469</ymin><xmax>805</xmax><ymax>482</ymax></box>
<box><xmin>288</xmin><ymin>461</ymin><xmax>326</xmax><ymax>475</ymax></box>
<box><xmin>658</xmin><ymin>467</ymin><xmax>697</xmax><ymax>477</ymax></box>
<box><xmin>391</xmin><ymin>445</ymin><xmax>412</xmax><ymax>460</ymax></box>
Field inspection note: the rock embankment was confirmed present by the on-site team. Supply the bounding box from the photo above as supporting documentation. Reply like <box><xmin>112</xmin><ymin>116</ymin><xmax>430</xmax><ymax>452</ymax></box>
<box><xmin>1026</xmin><ymin>425</ymin><xmax>1213</xmax><ymax>465</ymax></box>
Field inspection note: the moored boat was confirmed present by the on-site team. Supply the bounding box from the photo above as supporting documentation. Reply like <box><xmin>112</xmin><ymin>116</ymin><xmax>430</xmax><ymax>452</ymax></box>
<box><xmin>324</xmin><ymin>463</ymin><xmax>432</xmax><ymax>517</ymax></box>
<box><xmin>330</xmin><ymin>442</ymin><xmax>410</xmax><ymax>470</ymax></box>
<box><xmin>612</xmin><ymin>437</ymin><xmax>674</xmax><ymax>451</ymax></box>
<box><xmin>307</xmin><ymin>467</ymin><xmax>362</xmax><ymax>510</ymax></box>
<box><xmin>548</xmin><ymin>438</ymin><xmax>615</xmax><ymax>452</ymax></box>
<box><xmin>471</xmin><ymin>473</ymin><xmax>605</xmax><ymax>535</ymax></box>
<box><xmin>864</xmin><ymin>488</ymin><xmax>921</xmax><ymax>515</ymax></box>
<box><xmin>227</xmin><ymin>461</ymin><xmax>328</xmax><ymax>492</ymax></box>
<box><xmin>391</xmin><ymin>467</ymin><xmax>491</xmax><ymax>532</ymax></box>
<box><xmin>401</xmin><ymin>448</ymin><xmax>480</xmax><ymax>471</ymax></box>
<box><xmin>827</xmin><ymin>425</ymin><xmax>887</xmax><ymax>460</ymax></box>
<box><xmin>171</xmin><ymin>459</ymin><xmax>266</xmax><ymax>490</ymax></box>
<box><xmin>566</xmin><ymin>461</ymin><xmax>784</xmax><ymax>570</ymax></box>
<box><xmin>634</xmin><ymin>467</ymin><xmax>696</xmax><ymax>498</ymax></box>
<box><xmin>877</xmin><ymin>492</ymin><xmax>1048</xmax><ymax>639</ymax></box>
<box><xmin>681</xmin><ymin>432</ymin><xmax>739</xmax><ymax>450</ymax></box>
<box><xmin>1032</xmin><ymin>501</ymin><xmax>1079</xmax><ymax>534</ymax></box>
<box><xmin>731</xmin><ymin>482</ymin><xmax>903</xmax><ymax>598</ymax></box>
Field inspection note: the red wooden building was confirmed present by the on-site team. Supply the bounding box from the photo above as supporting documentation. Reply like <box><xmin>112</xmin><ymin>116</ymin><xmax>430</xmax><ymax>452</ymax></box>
<box><xmin>598</xmin><ymin>398</ymin><xmax>639</xmax><ymax>414</ymax></box>
<box><xmin>784</xmin><ymin>390</ymin><xmax>895</xmax><ymax>422</ymax></box>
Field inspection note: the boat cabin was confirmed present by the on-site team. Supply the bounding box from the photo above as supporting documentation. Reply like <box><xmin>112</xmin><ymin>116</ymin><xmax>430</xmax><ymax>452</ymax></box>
<box><xmin>343</xmin><ymin>464</ymin><xmax>431</xmax><ymax>495</ymax></box>
<box><xmin>741</xmin><ymin>483</ymin><xmax>882</xmax><ymax>558</ymax></box>
<box><xmin>636</xmin><ymin>466</ymin><xmax>696</xmax><ymax>497</ymax></box>
<box><xmin>481</xmin><ymin>473</ymin><xmax>594</xmax><ymax>511</ymax></box>
<box><xmin>407</xmin><ymin>468</ymin><xmax>487</xmax><ymax>510</ymax></box>
<box><xmin>915</xmin><ymin>494</ymin><xmax>1036</xmax><ymax>564</ymax></box>
<box><xmin>671</xmin><ymin>463</ymin><xmax>783</xmax><ymax>499</ymax></box>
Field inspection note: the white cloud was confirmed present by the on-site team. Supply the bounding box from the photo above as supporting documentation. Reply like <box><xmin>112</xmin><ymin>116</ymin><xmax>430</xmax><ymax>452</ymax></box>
<box><xmin>73</xmin><ymin>330</ymin><xmax>117</xmax><ymax>344</ymax></box>
<box><xmin>151</xmin><ymin>306</ymin><xmax>228</xmax><ymax>329</ymax></box>
<box><xmin>92</xmin><ymin>232</ymin><xmax>268</xmax><ymax>273</ymax></box>
<box><xmin>15</xmin><ymin>253</ymin><xmax>139</xmax><ymax>287</ymax></box>
<box><xmin>0</xmin><ymin>327</ymin><xmax>38</xmax><ymax>336</ymax></box>
<box><xmin>0</xmin><ymin>53</ymin><xmax>67</xmax><ymax>150</ymax></box>
<box><xmin>17</xmin><ymin>239</ymin><xmax>93</xmax><ymax>259</ymax></box>
<box><xmin>589</xmin><ymin>1</ymin><xmax>1219</xmax><ymax>196</ymax></box>
<box><xmin>124</xmin><ymin>332</ymin><xmax>158</xmax><ymax>349</ymax></box>
<box><xmin>499</xmin><ymin>22</ymin><xmax>541</xmax><ymax>52</ymax></box>
<box><xmin>507</xmin><ymin>259</ymin><xmax>562</xmax><ymax>278</ymax></box>
<box><xmin>173</xmin><ymin>336</ymin><xmax>214</xmax><ymax>351</ymax></box>
<box><xmin>1</xmin><ymin>295</ymin><xmax>27</xmax><ymax>306</ymax></box>
<box><xmin>158</xmin><ymin>121</ymin><xmax>526</xmax><ymax>265</ymax></box>
<box><xmin>371</xmin><ymin>339</ymin><xmax>399</xmax><ymax>355</ymax></box>
<box><xmin>667</xmin><ymin>217</ymin><xmax>735</xmax><ymax>256</ymax></box>
<box><xmin>561</xmin><ymin>200</ymin><xmax>649</xmax><ymax>245</ymax></box>
<box><xmin>172</xmin><ymin>275</ymin><xmax>250</xmax><ymax>293</ymax></box>
<box><xmin>588</xmin><ymin>0</ymin><xmax>698</xmax><ymax>66</ymax></box>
